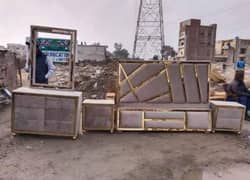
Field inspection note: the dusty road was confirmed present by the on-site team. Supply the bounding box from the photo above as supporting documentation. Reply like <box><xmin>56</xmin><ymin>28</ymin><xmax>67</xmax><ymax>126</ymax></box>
<box><xmin>1</xmin><ymin>104</ymin><xmax>250</xmax><ymax>180</ymax></box>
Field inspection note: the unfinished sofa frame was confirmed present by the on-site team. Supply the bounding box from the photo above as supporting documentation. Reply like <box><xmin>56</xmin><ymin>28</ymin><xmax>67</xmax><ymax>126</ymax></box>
<box><xmin>116</xmin><ymin>60</ymin><xmax>212</xmax><ymax>132</ymax></box>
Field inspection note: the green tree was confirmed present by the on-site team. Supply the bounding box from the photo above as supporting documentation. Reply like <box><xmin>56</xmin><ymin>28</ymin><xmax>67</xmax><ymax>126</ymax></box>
<box><xmin>113</xmin><ymin>43</ymin><xmax>129</xmax><ymax>59</ymax></box>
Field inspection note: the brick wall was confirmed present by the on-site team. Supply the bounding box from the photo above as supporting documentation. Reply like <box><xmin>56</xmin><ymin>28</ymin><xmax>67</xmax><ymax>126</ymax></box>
<box><xmin>0</xmin><ymin>51</ymin><xmax>18</xmax><ymax>90</ymax></box>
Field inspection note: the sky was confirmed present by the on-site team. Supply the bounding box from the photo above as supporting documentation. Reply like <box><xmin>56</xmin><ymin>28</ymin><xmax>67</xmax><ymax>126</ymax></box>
<box><xmin>1</xmin><ymin>0</ymin><xmax>250</xmax><ymax>54</ymax></box>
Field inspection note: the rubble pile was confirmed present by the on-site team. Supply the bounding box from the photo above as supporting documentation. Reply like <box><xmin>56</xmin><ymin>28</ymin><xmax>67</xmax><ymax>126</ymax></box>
<box><xmin>74</xmin><ymin>60</ymin><xmax>117</xmax><ymax>99</ymax></box>
<box><xmin>48</xmin><ymin>64</ymin><xmax>71</xmax><ymax>87</ymax></box>
<box><xmin>210</xmin><ymin>63</ymin><xmax>250</xmax><ymax>99</ymax></box>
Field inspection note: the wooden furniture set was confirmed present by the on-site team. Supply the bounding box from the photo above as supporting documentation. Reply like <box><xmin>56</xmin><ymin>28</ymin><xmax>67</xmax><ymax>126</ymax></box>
<box><xmin>10</xmin><ymin>26</ymin><xmax>246</xmax><ymax>139</ymax></box>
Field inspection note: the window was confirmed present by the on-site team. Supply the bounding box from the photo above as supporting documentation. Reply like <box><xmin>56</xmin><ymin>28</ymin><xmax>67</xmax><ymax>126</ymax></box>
<box><xmin>207</xmin><ymin>50</ymin><xmax>210</xmax><ymax>56</ymax></box>
<box><xmin>240</xmin><ymin>48</ymin><xmax>247</xmax><ymax>54</ymax></box>
<box><xmin>179</xmin><ymin>40</ymin><xmax>184</xmax><ymax>46</ymax></box>
<box><xmin>200</xmin><ymin>30</ymin><xmax>205</xmax><ymax>36</ymax></box>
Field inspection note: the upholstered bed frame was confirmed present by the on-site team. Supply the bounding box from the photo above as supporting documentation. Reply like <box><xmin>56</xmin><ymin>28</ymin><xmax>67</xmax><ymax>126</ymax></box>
<box><xmin>116</xmin><ymin>60</ymin><xmax>212</xmax><ymax>132</ymax></box>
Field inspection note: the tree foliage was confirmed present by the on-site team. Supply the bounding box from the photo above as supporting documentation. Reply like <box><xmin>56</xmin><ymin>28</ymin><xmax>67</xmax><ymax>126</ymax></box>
<box><xmin>112</xmin><ymin>43</ymin><xmax>129</xmax><ymax>59</ymax></box>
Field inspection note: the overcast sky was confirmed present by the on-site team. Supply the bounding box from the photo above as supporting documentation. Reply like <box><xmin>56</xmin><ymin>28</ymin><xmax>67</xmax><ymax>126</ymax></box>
<box><xmin>1</xmin><ymin>0</ymin><xmax>250</xmax><ymax>54</ymax></box>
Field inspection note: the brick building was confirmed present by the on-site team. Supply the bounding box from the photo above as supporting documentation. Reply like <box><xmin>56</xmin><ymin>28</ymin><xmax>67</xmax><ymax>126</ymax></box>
<box><xmin>7</xmin><ymin>43</ymin><xmax>26</xmax><ymax>57</ymax></box>
<box><xmin>0</xmin><ymin>50</ymin><xmax>18</xmax><ymax>90</ymax></box>
<box><xmin>177</xmin><ymin>19</ymin><xmax>217</xmax><ymax>61</ymax></box>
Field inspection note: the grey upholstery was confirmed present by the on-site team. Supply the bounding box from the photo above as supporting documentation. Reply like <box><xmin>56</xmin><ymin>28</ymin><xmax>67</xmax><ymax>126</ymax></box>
<box><xmin>148</xmin><ymin>94</ymin><xmax>171</xmax><ymax>103</ymax></box>
<box><xmin>13</xmin><ymin>92</ymin><xmax>79</xmax><ymax>135</ymax></box>
<box><xmin>187</xmin><ymin>112</ymin><xmax>210</xmax><ymax>129</ymax></box>
<box><xmin>183</xmin><ymin>64</ymin><xmax>200</xmax><ymax>103</ymax></box>
<box><xmin>144</xmin><ymin>111</ymin><xmax>185</xmax><ymax>119</ymax></box>
<box><xmin>196</xmin><ymin>64</ymin><xmax>209</xmax><ymax>103</ymax></box>
<box><xmin>15</xmin><ymin>107</ymin><xmax>45</xmax><ymax>131</ymax></box>
<box><xmin>145</xmin><ymin>120</ymin><xmax>184</xmax><ymax>129</ymax></box>
<box><xmin>210</xmin><ymin>101</ymin><xmax>245</xmax><ymax>132</ymax></box>
<box><xmin>117</xmin><ymin>61</ymin><xmax>211</xmax><ymax>131</ymax></box>
<box><xmin>119</xmin><ymin>61</ymin><xmax>209</xmax><ymax>104</ymax></box>
<box><xmin>120</xmin><ymin>81</ymin><xmax>130</xmax><ymax>97</ymax></box>
<box><xmin>15</xmin><ymin>94</ymin><xmax>45</xmax><ymax>108</ymax></box>
<box><xmin>119</xmin><ymin>111</ymin><xmax>142</xmax><ymax>128</ymax></box>
<box><xmin>119</xmin><ymin>103</ymin><xmax>210</xmax><ymax>110</ymax></box>
<box><xmin>85</xmin><ymin>106</ymin><xmax>112</xmax><ymax>129</ymax></box>
<box><xmin>129</xmin><ymin>64</ymin><xmax>165</xmax><ymax>87</ymax></box>
<box><xmin>168</xmin><ymin>64</ymin><xmax>186</xmax><ymax>103</ymax></box>
<box><xmin>216</xmin><ymin>107</ymin><xmax>243</xmax><ymax>129</ymax></box>
<box><xmin>120</xmin><ymin>63</ymin><xmax>142</xmax><ymax>81</ymax></box>
<box><xmin>135</xmin><ymin>73</ymin><xmax>169</xmax><ymax>102</ymax></box>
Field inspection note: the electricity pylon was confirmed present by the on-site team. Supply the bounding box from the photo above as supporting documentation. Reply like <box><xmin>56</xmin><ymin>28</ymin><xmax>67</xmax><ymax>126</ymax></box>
<box><xmin>132</xmin><ymin>0</ymin><xmax>165</xmax><ymax>60</ymax></box>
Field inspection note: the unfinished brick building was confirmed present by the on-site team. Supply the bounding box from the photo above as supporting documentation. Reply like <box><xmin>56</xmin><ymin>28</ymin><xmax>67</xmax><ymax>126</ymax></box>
<box><xmin>0</xmin><ymin>48</ymin><xmax>25</xmax><ymax>91</ymax></box>
<box><xmin>177</xmin><ymin>19</ymin><xmax>217</xmax><ymax>61</ymax></box>
<box><xmin>215</xmin><ymin>37</ymin><xmax>250</xmax><ymax>64</ymax></box>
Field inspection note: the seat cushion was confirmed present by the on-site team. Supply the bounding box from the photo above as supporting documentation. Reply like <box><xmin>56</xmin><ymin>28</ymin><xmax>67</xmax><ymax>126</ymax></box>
<box><xmin>119</xmin><ymin>103</ymin><xmax>210</xmax><ymax>111</ymax></box>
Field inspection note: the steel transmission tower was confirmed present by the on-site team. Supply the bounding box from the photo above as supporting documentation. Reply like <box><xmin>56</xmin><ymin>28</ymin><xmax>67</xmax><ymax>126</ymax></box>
<box><xmin>133</xmin><ymin>0</ymin><xmax>165</xmax><ymax>60</ymax></box>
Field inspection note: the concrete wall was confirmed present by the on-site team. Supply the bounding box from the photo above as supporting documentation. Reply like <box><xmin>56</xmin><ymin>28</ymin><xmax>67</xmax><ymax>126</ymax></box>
<box><xmin>215</xmin><ymin>38</ymin><xmax>250</xmax><ymax>64</ymax></box>
<box><xmin>7</xmin><ymin>44</ymin><xmax>26</xmax><ymax>57</ymax></box>
<box><xmin>77</xmin><ymin>45</ymin><xmax>107</xmax><ymax>62</ymax></box>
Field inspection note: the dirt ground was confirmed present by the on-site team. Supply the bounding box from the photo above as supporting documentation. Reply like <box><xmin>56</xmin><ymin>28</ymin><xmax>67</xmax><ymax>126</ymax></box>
<box><xmin>1</xmin><ymin>105</ymin><xmax>250</xmax><ymax>180</ymax></box>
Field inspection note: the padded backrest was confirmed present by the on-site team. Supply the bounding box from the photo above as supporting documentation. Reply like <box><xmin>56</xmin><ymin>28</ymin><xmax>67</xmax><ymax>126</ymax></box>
<box><xmin>118</xmin><ymin>61</ymin><xmax>210</xmax><ymax>104</ymax></box>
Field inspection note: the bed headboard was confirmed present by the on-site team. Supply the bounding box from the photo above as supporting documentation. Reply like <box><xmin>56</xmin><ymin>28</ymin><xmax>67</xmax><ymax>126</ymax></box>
<box><xmin>117</xmin><ymin>60</ymin><xmax>210</xmax><ymax>104</ymax></box>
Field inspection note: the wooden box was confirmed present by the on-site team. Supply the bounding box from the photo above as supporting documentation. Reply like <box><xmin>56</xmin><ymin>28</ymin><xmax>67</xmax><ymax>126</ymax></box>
<box><xmin>210</xmin><ymin>100</ymin><xmax>245</xmax><ymax>133</ymax></box>
<box><xmin>83</xmin><ymin>99</ymin><xmax>115</xmax><ymax>133</ymax></box>
<box><xmin>11</xmin><ymin>87</ymin><xmax>82</xmax><ymax>139</ymax></box>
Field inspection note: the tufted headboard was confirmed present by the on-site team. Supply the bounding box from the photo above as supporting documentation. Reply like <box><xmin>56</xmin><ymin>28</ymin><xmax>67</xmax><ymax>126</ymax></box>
<box><xmin>117</xmin><ymin>60</ymin><xmax>210</xmax><ymax>104</ymax></box>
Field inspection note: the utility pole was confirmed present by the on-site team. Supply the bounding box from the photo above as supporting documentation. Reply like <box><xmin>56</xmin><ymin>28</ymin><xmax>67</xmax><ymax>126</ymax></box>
<box><xmin>133</xmin><ymin>0</ymin><xmax>165</xmax><ymax>60</ymax></box>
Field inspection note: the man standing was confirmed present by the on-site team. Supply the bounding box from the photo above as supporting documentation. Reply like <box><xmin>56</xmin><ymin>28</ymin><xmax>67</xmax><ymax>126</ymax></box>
<box><xmin>25</xmin><ymin>41</ymin><xmax>55</xmax><ymax>84</ymax></box>
<box><xmin>235</xmin><ymin>58</ymin><xmax>246</xmax><ymax>71</ymax></box>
